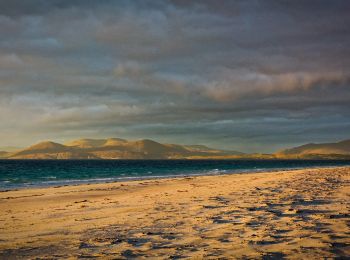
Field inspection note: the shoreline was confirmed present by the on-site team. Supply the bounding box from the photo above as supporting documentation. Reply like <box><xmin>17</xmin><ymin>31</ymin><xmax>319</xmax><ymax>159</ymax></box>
<box><xmin>1</xmin><ymin>166</ymin><xmax>349</xmax><ymax>258</ymax></box>
<box><xmin>1</xmin><ymin>164</ymin><xmax>350</xmax><ymax>192</ymax></box>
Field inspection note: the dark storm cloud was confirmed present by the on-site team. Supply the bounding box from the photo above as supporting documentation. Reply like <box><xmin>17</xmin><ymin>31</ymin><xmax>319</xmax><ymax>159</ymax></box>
<box><xmin>0</xmin><ymin>0</ymin><xmax>115</xmax><ymax>16</ymax></box>
<box><xmin>0</xmin><ymin>0</ymin><xmax>349</xmax><ymax>151</ymax></box>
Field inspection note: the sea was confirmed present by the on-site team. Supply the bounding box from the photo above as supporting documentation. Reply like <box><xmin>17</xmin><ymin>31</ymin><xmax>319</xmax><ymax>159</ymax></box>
<box><xmin>0</xmin><ymin>159</ymin><xmax>349</xmax><ymax>190</ymax></box>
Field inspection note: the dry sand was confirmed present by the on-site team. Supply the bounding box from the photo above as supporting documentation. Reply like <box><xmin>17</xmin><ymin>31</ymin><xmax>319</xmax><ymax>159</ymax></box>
<box><xmin>0</xmin><ymin>167</ymin><xmax>349</xmax><ymax>259</ymax></box>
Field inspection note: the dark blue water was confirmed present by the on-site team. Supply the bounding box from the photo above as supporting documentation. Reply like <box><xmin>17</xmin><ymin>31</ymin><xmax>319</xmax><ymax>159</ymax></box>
<box><xmin>0</xmin><ymin>159</ymin><xmax>349</xmax><ymax>190</ymax></box>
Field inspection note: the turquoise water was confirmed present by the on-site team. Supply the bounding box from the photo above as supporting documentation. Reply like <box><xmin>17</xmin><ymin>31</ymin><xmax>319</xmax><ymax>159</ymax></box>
<box><xmin>0</xmin><ymin>159</ymin><xmax>349</xmax><ymax>190</ymax></box>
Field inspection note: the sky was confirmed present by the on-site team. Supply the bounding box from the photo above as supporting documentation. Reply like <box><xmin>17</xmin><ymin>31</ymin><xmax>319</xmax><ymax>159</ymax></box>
<box><xmin>0</xmin><ymin>0</ymin><xmax>349</xmax><ymax>153</ymax></box>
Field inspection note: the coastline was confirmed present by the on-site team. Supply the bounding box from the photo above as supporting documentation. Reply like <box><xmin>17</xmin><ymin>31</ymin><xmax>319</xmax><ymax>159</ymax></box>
<box><xmin>1</xmin><ymin>160</ymin><xmax>350</xmax><ymax>191</ymax></box>
<box><xmin>0</xmin><ymin>166</ymin><xmax>349</xmax><ymax>258</ymax></box>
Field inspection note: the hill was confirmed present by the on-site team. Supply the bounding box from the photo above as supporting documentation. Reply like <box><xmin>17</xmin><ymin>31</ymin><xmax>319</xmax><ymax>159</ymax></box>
<box><xmin>4</xmin><ymin>138</ymin><xmax>243</xmax><ymax>159</ymax></box>
<box><xmin>9</xmin><ymin>141</ymin><xmax>96</xmax><ymax>159</ymax></box>
<box><xmin>0</xmin><ymin>151</ymin><xmax>9</xmax><ymax>159</ymax></box>
<box><xmin>3</xmin><ymin>138</ymin><xmax>350</xmax><ymax>160</ymax></box>
<box><xmin>276</xmin><ymin>139</ymin><xmax>350</xmax><ymax>159</ymax></box>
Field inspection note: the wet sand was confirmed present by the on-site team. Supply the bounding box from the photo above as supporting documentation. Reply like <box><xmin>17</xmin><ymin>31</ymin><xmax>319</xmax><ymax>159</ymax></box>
<box><xmin>0</xmin><ymin>167</ymin><xmax>349</xmax><ymax>259</ymax></box>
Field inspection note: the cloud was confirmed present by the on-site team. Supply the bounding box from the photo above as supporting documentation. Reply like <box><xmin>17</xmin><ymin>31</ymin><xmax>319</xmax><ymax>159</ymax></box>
<box><xmin>0</xmin><ymin>0</ymin><xmax>349</xmax><ymax>151</ymax></box>
<box><xmin>203</xmin><ymin>71</ymin><xmax>350</xmax><ymax>102</ymax></box>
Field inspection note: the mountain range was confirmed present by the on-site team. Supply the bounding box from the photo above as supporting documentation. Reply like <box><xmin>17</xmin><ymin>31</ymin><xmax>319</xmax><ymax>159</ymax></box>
<box><xmin>0</xmin><ymin>138</ymin><xmax>349</xmax><ymax>160</ymax></box>
<box><xmin>275</xmin><ymin>139</ymin><xmax>350</xmax><ymax>159</ymax></box>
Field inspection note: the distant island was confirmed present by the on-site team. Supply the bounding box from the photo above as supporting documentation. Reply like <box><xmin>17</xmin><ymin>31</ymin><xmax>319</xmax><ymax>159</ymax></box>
<box><xmin>1</xmin><ymin>138</ymin><xmax>350</xmax><ymax>160</ymax></box>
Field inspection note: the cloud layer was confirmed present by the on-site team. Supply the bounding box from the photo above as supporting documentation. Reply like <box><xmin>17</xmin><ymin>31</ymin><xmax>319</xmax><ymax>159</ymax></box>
<box><xmin>0</xmin><ymin>0</ymin><xmax>349</xmax><ymax>152</ymax></box>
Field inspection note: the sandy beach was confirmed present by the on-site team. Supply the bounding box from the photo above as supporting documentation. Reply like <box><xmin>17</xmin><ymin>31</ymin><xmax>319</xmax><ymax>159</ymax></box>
<box><xmin>0</xmin><ymin>167</ymin><xmax>349</xmax><ymax>259</ymax></box>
